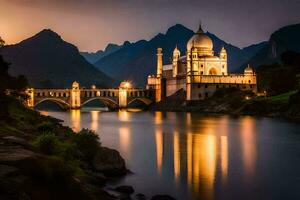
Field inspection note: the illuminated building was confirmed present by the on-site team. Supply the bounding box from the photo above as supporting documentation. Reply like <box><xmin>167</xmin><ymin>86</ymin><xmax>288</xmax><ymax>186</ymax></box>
<box><xmin>147</xmin><ymin>24</ymin><xmax>257</xmax><ymax>102</ymax></box>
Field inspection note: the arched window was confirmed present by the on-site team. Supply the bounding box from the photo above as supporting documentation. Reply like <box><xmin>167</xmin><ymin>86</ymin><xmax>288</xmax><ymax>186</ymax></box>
<box><xmin>209</xmin><ymin>68</ymin><xmax>217</xmax><ymax>75</ymax></box>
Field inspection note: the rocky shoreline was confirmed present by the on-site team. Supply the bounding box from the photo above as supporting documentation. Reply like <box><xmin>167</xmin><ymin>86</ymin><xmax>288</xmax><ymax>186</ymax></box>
<box><xmin>0</xmin><ymin>97</ymin><xmax>177</xmax><ymax>200</ymax></box>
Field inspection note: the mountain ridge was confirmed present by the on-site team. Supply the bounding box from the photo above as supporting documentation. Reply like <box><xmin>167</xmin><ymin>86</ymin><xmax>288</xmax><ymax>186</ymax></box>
<box><xmin>93</xmin><ymin>24</ymin><xmax>265</xmax><ymax>86</ymax></box>
<box><xmin>237</xmin><ymin>23</ymin><xmax>300</xmax><ymax>71</ymax></box>
<box><xmin>0</xmin><ymin>29</ymin><xmax>114</xmax><ymax>88</ymax></box>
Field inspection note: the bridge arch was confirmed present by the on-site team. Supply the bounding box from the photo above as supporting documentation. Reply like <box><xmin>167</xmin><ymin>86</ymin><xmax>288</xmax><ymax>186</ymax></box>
<box><xmin>81</xmin><ymin>97</ymin><xmax>118</xmax><ymax>110</ymax></box>
<box><xmin>34</xmin><ymin>98</ymin><xmax>70</xmax><ymax>110</ymax></box>
<box><xmin>127</xmin><ymin>97</ymin><xmax>153</xmax><ymax>107</ymax></box>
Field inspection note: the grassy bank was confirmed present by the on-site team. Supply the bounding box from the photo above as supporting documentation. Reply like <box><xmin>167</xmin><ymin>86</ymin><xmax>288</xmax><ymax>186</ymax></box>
<box><xmin>0</xmin><ymin>97</ymin><xmax>127</xmax><ymax>200</ymax></box>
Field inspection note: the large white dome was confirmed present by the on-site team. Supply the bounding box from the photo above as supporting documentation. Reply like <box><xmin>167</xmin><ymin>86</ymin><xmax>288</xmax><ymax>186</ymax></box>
<box><xmin>187</xmin><ymin>25</ymin><xmax>213</xmax><ymax>51</ymax></box>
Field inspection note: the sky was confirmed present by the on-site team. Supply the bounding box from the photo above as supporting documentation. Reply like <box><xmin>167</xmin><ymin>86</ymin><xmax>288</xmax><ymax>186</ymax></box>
<box><xmin>0</xmin><ymin>0</ymin><xmax>300</xmax><ymax>52</ymax></box>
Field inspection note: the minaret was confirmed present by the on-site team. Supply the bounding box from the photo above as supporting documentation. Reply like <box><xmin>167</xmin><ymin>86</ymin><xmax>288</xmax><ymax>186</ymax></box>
<box><xmin>219</xmin><ymin>46</ymin><xmax>228</xmax><ymax>75</ymax></box>
<box><xmin>220</xmin><ymin>46</ymin><xmax>227</xmax><ymax>59</ymax></box>
<box><xmin>172</xmin><ymin>45</ymin><xmax>180</xmax><ymax>77</ymax></box>
<box><xmin>156</xmin><ymin>47</ymin><xmax>163</xmax><ymax>78</ymax></box>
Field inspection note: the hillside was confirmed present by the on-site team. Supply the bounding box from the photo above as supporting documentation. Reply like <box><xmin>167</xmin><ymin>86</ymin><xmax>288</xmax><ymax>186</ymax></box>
<box><xmin>94</xmin><ymin>24</ymin><xmax>264</xmax><ymax>86</ymax></box>
<box><xmin>238</xmin><ymin>23</ymin><xmax>300</xmax><ymax>71</ymax></box>
<box><xmin>0</xmin><ymin>29</ymin><xmax>114</xmax><ymax>88</ymax></box>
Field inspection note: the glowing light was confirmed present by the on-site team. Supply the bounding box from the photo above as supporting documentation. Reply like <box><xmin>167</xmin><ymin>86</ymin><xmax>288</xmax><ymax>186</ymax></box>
<box><xmin>221</xmin><ymin>136</ymin><xmax>228</xmax><ymax>183</ymax></box>
<box><xmin>173</xmin><ymin>131</ymin><xmax>180</xmax><ymax>183</ymax></box>
<box><xmin>240</xmin><ymin>117</ymin><xmax>256</xmax><ymax>176</ymax></box>
<box><xmin>120</xmin><ymin>81</ymin><xmax>132</xmax><ymax>89</ymax></box>
<box><xmin>155</xmin><ymin>129</ymin><xmax>163</xmax><ymax>174</ymax></box>
<box><xmin>118</xmin><ymin>110</ymin><xmax>130</xmax><ymax>122</ymax></box>
<box><xmin>90</xmin><ymin>111</ymin><xmax>99</xmax><ymax>132</ymax></box>
<box><xmin>70</xmin><ymin>109</ymin><xmax>81</xmax><ymax>132</ymax></box>
<box><xmin>119</xmin><ymin>127</ymin><xmax>131</xmax><ymax>157</ymax></box>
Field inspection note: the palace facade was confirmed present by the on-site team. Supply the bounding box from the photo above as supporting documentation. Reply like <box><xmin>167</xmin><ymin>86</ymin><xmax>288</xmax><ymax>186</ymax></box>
<box><xmin>147</xmin><ymin>24</ymin><xmax>257</xmax><ymax>102</ymax></box>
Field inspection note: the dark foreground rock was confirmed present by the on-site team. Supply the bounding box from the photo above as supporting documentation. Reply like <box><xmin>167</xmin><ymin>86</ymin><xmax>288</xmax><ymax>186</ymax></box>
<box><xmin>93</xmin><ymin>147</ymin><xmax>127</xmax><ymax>176</ymax></box>
<box><xmin>135</xmin><ymin>193</ymin><xmax>146</xmax><ymax>200</ymax></box>
<box><xmin>114</xmin><ymin>185</ymin><xmax>135</xmax><ymax>194</ymax></box>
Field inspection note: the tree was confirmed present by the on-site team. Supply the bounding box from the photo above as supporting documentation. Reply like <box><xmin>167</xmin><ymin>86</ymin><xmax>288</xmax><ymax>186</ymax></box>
<box><xmin>0</xmin><ymin>55</ymin><xmax>28</xmax><ymax>120</ymax></box>
<box><xmin>0</xmin><ymin>37</ymin><xmax>5</xmax><ymax>47</ymax></box>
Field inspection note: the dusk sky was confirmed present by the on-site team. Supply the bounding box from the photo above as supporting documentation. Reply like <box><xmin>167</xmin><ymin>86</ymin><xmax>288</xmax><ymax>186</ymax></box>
<box><xmin>1</xmin><ymin>0</ymin><xmax>300</xmax><ymax>52</ymax></box>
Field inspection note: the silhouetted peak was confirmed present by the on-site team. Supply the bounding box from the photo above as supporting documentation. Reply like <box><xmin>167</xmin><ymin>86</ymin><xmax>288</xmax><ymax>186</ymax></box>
<box><xmin>105</xmin><ymin>43</ymin><xmax>120</xmax><ymax>52</ymax></box>
<box><xmin>123</xmin><ymin>41</ymin><xmax>131</xmax><ymax>46</ymax></box>
<box><xmin>166</xmin><ymin>24</ymin><xmax>192</xmax><ymax>36</ymax></box>
<box><xmin>32</xmin><ymin>29</ymin><xmax>62</xmax><ymax>42</ymax></box>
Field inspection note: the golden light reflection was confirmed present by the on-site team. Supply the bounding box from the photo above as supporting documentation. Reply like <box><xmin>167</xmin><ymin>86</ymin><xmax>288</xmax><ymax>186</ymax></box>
<box><xmin>240</xmin><ymin>117</ymin><xmax>256</xmax><ymax>176</ymax></box>
<box><xmin>118</xmin><ymin>109</ymin><xmax>130</xmax><ymax>122</ymax></box>
<box><xmin>173</xmin><ymin>131</ymin><xmax>180</xmax><ymax>183</ymax></box>
<box><xmin>90</xmin><ymin>111</ymin><xmax>99</xmax><ymax>132</ymax></box>
<box><xmin>119</xmin><ymin>127</ymin><xmax>131</xmax><ymax>156</ymax></box>
<box><xmin>187</xmin><ymin>133</ymin><xmax>217</xmax><ymax>200</ymax></box>
<box><xmin>39</xmin><ymin>110</ymin><xmax>49</xmax><ymax>116</ymax></box>
<box><xmin>155</xmin><ymin>112</ymin><xmax>162</xmax><ymax>125</ymax></box>
<box><xmin>155</xmin><ymin>129</ymin><xmax>163</xmax><ymax>174</ymax></box>
<box><xmin>70</xmin><ymin>109</ymin><xmax>81</xmax><ymax>132</ymax></box>
<box><xmin>221</xmin><ymin>136</ymin><xmax>228</xmax><ymax>183</ymax></box>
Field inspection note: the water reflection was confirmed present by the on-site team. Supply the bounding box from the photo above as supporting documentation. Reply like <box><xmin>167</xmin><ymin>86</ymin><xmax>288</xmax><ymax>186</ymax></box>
<box><xmin>90</xmin><ymin>111</ymin><xmax>99</xmax><ymax>132</ymax></box>
<box><xmin>70</xmin><ymin>109</ymin><xmax>81</xmax><ymax>132</ymax></box>
<box><xmin>221</xmin><ymin>136</ymin><xmax>228</xmax><ymax>184</ymax></box>
<box><xmin>118</xmin><ymin>109</ymin><xmax>131</xmax><ymax>122</ymax></box>
<box><xmin>42</xmin><ymin>110</ymin><xmax>288</xmax><ymax>200</ymax></box>
<box><xmin>173</xmin><ymin>131</ymin><xmax>180</xmax><ymax>183</ymax></box>
<box><xmin>240</xmin><ymin>117</ymin><xmax>256</xmax><ymax>176</ymax></box>
<box><xmin>119</xmin><ymin>127</ymin><xmax>131</xmax><ymax>157</ymax></box>
<box><xmin>155</xmin><ymin>129</ymin><xmax>164</xmax><ymax>174</ymax></box>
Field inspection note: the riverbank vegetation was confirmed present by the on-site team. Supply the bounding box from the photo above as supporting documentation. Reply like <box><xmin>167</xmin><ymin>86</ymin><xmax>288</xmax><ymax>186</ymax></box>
<box><xmin>0</xmin><ymin>54</ymin><xmax>128</xmax><ymax>199</ymax></box>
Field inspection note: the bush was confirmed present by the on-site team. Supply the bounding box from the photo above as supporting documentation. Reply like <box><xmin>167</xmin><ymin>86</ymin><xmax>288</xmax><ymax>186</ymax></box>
<box><xmin>33</xmin><ymin>133</ymin><xmax>60</xmax><ymax>155</ymax></box>
<box><xmin>37</xmin><ymin>121</ymin><xmax>55</xmax><ymax>132</ymax></box>
<box><xmin>59</xmin><ymin>141</ymin><xmax>80</xmax><ymax>161</ymax></box>
<box><xmin>72</xmin><ymin>129</ymin><xmax>100</xmax><ymax>162</ymax></box>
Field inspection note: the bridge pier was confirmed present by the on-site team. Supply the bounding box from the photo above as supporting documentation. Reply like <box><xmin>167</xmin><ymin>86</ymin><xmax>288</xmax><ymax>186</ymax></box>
<box><xmin>70</xmin><ymin>81</ymin><xmax>81</xmax><ymax>109</ymax></box>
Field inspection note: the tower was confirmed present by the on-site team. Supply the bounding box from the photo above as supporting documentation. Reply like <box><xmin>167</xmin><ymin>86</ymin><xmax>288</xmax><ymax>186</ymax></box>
<box><xmin>172</xmin><ymin>46</ymin><xmax>180</xmax><ymax>77</ymax></box>
<box><xmin>70</xmin><ymin>81</ymin><xmax>81</xmax><ymax>109</ymax></box>
<box><xmin>156</xmin><ymin>47</ymin><xmax>163</xmax><ymax>77</ymax></box>
<box><xmin>26</xmin><ymin>88</ymin><xmax>34</xmax><ymax>107</ymax></box>
<box><xmin>219</xmin><ymin>47</ymin><xmax>228</xmax><ymax>75</ymax></box>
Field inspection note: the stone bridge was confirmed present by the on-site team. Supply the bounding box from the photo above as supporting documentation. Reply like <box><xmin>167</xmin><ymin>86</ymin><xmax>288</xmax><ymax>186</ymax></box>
<box><xmin>26</xmin><ymin>81</ymin><xmax>155</xmax><ymax>110</ymax></box>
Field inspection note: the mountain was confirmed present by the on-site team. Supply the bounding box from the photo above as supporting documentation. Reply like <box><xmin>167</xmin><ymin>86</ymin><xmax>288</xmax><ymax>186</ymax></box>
<box><xmin>81</xmin><ymin>43</ymin><xmax>121</xmax><ymax>64</ymax></box>
<box><xmin>94</xmin><ymin>24</ymin><xmax>263</xmax><ymax>86</ymax></box>
<box><xmin>0</xmin><ymin>29</ymin><xmax>113</xmax><ymax>88</ymax></box>
<box><xmin>238</xmin><ymin>23</ymin><xmax>300</xmax><ymax>71</ymax></box>
<box><xmin>241</xmin><ymin>41</ymin><xmax>268</xmax><ymax>59</ymax></box>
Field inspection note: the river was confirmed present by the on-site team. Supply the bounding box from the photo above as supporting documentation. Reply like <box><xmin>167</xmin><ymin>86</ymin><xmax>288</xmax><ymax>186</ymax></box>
<box><xmin>40</xmin><ymin>109</ymin><xmax>300</xmax><ymax>200</ymax></box>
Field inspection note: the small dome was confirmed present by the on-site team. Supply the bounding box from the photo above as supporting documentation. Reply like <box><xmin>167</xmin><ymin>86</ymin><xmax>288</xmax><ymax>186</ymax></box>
<box><xmin>187</xmin><ymin>24</ymin><xmax>213</xmax><ymax>51</ymax></box>
<box><xmin>244</xmin><ymin>64</ymin><xmax>254</xmax><ymax>74</ymax></box>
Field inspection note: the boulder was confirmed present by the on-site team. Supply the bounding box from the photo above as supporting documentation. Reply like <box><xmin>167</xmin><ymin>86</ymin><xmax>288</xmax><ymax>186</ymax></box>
<box><xmin>93</xmin><ymin>147</ymin><xmax>127</xmax><ymax>176</ymax></box>
<box><xmin>150</xmin><ymin>195</ymin><xmax>176</xmax><ymax>200</ymax></box>
<box><xmin>114</xmin><ymin>185</ymin><xmax>134</xmax><ymax>194</ymax></box>
<box><xmin>2</xmin><ymin>136</ymin><xmax>32</xmax><ymax>149</ymax></box>
<box><xmin>135</xmin><ymin>193</ymin><xmax>146</xmax><ymax>200</ymax></box>
<box><xmin>0</xmin><ymin>146</ymin><xmax>38</xmax><ymax>165</ymax></box>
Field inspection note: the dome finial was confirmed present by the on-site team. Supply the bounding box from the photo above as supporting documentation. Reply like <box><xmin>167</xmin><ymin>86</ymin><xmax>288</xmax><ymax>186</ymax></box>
<box><xmin>197</xmin><ymin>20</ymin><xmax>204</xmax><ymax>33</ymax></box>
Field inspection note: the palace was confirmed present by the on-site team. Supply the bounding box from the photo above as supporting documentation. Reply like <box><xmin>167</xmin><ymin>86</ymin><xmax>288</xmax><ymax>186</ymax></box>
<box><xmin>147</xmin><ymin>24</ymin><xmax>257</xmax><ymax>102</ymax></box>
